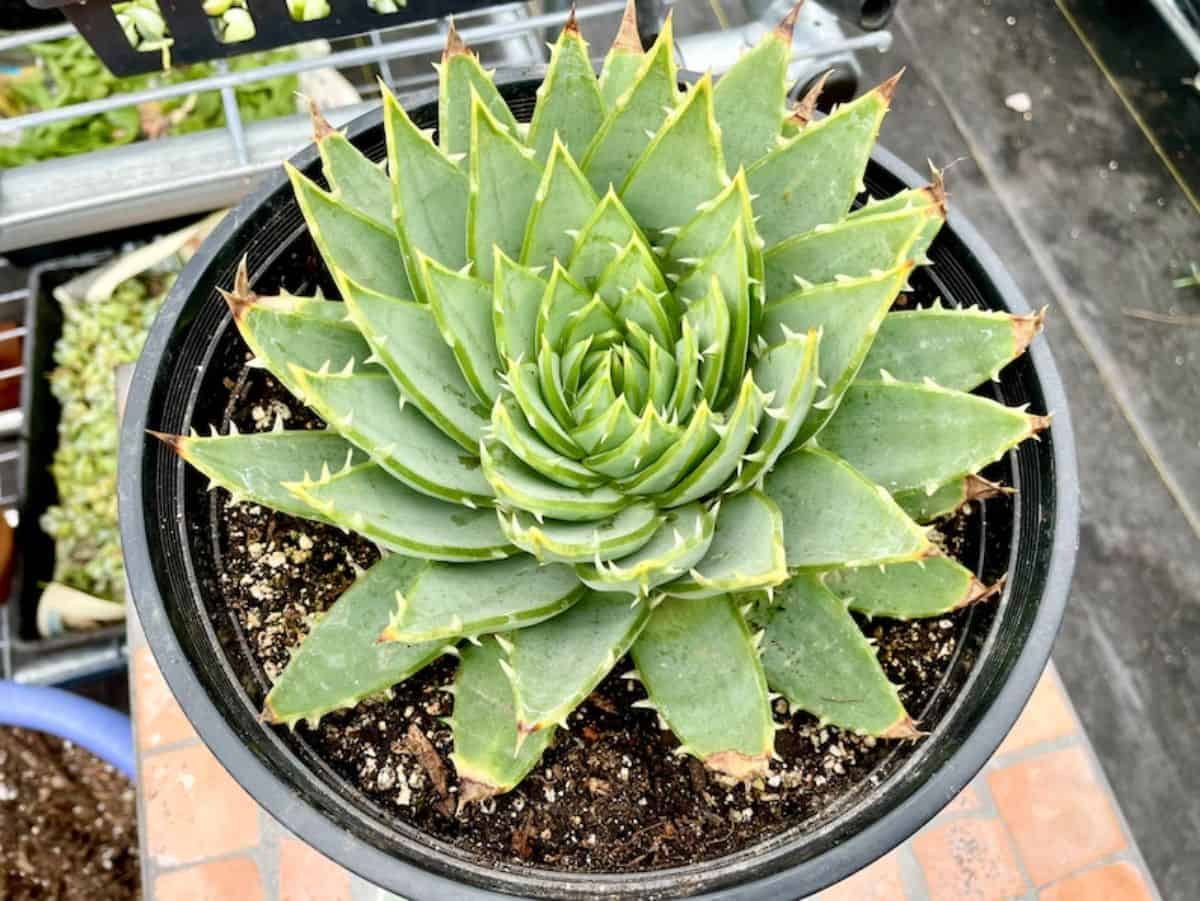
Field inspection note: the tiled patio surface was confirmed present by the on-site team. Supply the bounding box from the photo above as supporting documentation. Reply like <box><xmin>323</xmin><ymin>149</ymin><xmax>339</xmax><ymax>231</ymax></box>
<box><xmin>128</xmin><ymin>607</ymin><xmax>1159</xmax><ymax>900</ymax></box>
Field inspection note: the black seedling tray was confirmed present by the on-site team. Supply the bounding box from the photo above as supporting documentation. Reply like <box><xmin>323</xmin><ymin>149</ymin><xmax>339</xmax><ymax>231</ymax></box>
<box><xmin>6</xmin><ymin>251</ymin><xmax>126</xmax><ymax>683</ymax></box>
<box><xmin>26</xmin><ymin>0</ymin><xmax>499</xmax><ymax>76</ymax></box>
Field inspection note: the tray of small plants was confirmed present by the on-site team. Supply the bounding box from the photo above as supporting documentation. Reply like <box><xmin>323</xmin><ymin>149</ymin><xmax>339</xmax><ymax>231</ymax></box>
<box><xmin>8</xmin><ymin>217</ymin><xmax>220</xmax><ymax>680</ymax></box>
<box><xmin>24</xmin><ymin>0</ymin><xmax>501</xmax><ymax>77</ymax></box>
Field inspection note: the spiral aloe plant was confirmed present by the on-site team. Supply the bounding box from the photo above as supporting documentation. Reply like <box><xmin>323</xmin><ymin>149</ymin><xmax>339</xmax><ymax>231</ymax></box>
<box><xmin>155</xmin><ymin>1</ymin><xmax>1048</xmax><ymax>801</ymax></box>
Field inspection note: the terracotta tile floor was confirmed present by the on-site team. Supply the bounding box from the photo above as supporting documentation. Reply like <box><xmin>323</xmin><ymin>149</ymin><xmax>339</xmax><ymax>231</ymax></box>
<box><xmin>129</xmin><ymin>608</ymin><xmax>1159</xmax><ymax>900</ymax></box>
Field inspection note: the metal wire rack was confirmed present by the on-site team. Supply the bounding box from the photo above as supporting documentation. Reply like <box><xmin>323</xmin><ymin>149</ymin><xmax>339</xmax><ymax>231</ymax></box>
<box><xmin>0</xmin><ymin>0</ymin><xmax>891</xmax><ymax>253</ymax></box>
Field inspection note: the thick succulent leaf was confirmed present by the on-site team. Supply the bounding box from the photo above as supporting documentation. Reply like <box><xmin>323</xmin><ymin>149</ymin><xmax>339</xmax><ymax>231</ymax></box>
<box><xmin>570</xmin><ymin>396</ymin><xmax>640</xmax><ymax>455</ymax></box>
<box><xmin>520</xmin><ymin>138</ymin><xmax>600</xmax><ymax>268</ymax></box>
<box><xmin>823</xmin><ymin>556</ymin><xmax>997</xmax><ymax>621</ymax></box>
<box><xmin>438</xmin><ymin>33</ymin><xmax>520</xmax><ymax>158</ymax></box>
<box><xmin>747</xmin><ymin>78</ymin><xmax>895</xmax><ymax>247</ymax></box>
<box><xmin>287</xmin><ymin>163</ymin><xmax>413</xmax><ymax>300</ymax></box>
<box><xmin>563</xmin><ymin>296</ymin><xmax>622</xmax><ymax>350</ymax></box>
<box><xmin>314</xmin><ymin>118</ymin><xmax>392</xmax><ymax>228</ymax></box>
<box><xmin>419</xmin><ymin>255</ymin><xmax>502</xmax><ymax>403</ymax></box>
<box><xmin>381</xmin><ymin>555</ymin><xmax>585</xmax><ymax>643</ymax></box>
<box><xmin>621</xmin><ymin>400</ymin><xmax>719</xmax><ymax>495</ymax></box>
<box><xmin>468</xmin><ymin>93</ymin><xmax>542</xmax><ymax>282</ymax></box>
<box><xmin>893</xmin><ymin>473</ymin><xmax>1012</xmax><ymax>524</ymax></box>
<box><xmin>666</xmin><ymin>169</ymin><xmax>761</xmax><ymax>277</ymax></box>
<box><xmin>576</xmin><ymin>502</ymin><xmax>717</xmax><ymax>594</ymax></box>
<box><xmin>763</xmin><ymin>207</ymin><xmax>934</xmax><ymax>301</ymax></box>
<box><xmin>584</xmin><ymin>404</ymin><xmax>680</xmax><ymax>480</ymax></box>
<box><xmin>481</xmin><ymin>440</ymin><xmax>627</xmax><ymax>522</ymax></box>
<box><xmin>581</xmin><ymin>20</ymin><xmax>678</xmax><ymax>193</ymax></box>
<box><xmin>664</xmin><ymin>490</ymin><xmax>787</xmax><ymax>599</ymax></box>
<box><xmin>450</xmin><ymin>637</ymin><xmax>556</xmax><ymax>805</ymax></box>
<box><xmin>263</xmin><ymin>555</ymin><xmax>446</xmax><ymax>726</ymax></box>
<box><xmin>614</xmin><ymin>283</ymin><xmax>674</xmax><ymax>349</ymax></box>
<box><xmin>668</xmin><ymin>318</ymin><xmax>701</xmax><ymax>421</ymax></box>
<box><xmin>567</xmin><ymin>189</ymin><xmax>651</xmax><ymax>288</ymax></box>
<box><xmin>492</xmin><ymin>394</ymin><xmax>600</xmax><ymax>489</ymax></box>
<box><xmin>632</xmin><ymin>595</ymin><xmax>773</xmax><ymax>779</ymax></box>
<box><xmin>230</xmin><ymin>293</ymin><xmax>369</xmax><ymax>399</ymax></box>
<box><xmin>859</xmin><ymin>305</ymin><xmax>1045</xmax><ymax>392</ymax></box>
<box><xmin>659</xmin><ymin>374</ymin><xmax>765</xmax><ymax>507</ymax></box>
<box><xmin>492</xmin><ymin>250</ymin><xmax>547</xmax><ymax>362</ymax></box>
<box><xmin>620</xmin><ymin>74</ymin><xmax>727</xmax><ymax>237</ymax></box>
<box><xmin>162</xmin><ymin>430</ymin><xmax>363</xmax><ymax>521</ymax></box>
<box><xmin>683</xmin><ymin>275</ymin><xmax>731</xmax><ymax>407</ymax></box>
<box><xmin>729</xmin><ymin>331</ymin><xmax>819</xmax><ymax>491</ymax></box>
<box><xmin>504</xmin><ymin>360</ymin><xmax>582</xmax><ymax>458</ymax></box>
<box><xmin>757</xmin><ymin>573</ymin><xmax>913</xmax><ymax>736</ymax></box>
<box><xmin>596</xmin><ymin>239</ymin><xmax>667</xmax><ymax>306</ymax></box>
<box><xmin>597</xmin><ymin>0</ymin><xmax>643</xmax><ymax>108</ymax></box>
<box><xmin>571</xmin><ymin>352</ymin><xmax>618</xmax><ymax>423</ymax></box>
<box><xmin>286</xmin><ymin>462</ymin><xmax>514</xmax><ymax>561</ymax></box>
<box><xmin>764</xmin><ymin>448</ymin><xmax>933</xmax><ymax>568</ymax></box>
<box><xmin>711</xmin><ymin>12</ymin><xmax>793</xmax><ymax>173</ymax></box>
<box><xmin>527</xmin><ymin>19</ymin><xmax>606</xmax><ymax>161</ymax></box>
<box><xmin>762</xmin><ymin>264</ymin><xmax>910</xmax><ymax>442</ymax></box>
<box><xmin>536</xmin><ymin>339</ymin><xmax>574</xmax><ymax>427</ymax></box>
<box><xmin>499</xmin><ymin>502</ymin><xmax>662</xmax><ymax>564</ymax></box>
<box><xmin>537</xmin><ymin>261</ymin><xmax>594</xmax><ymax>353</ymax></box>
<box><xmin>383</xmin><ymin>87</ymin><xmax>469</xmax><ymax>271</ymax></box>
<box><xmin>561</xmin><ymin>335</ymin><xmax>594</xmax><ymax>397</ymax></box>
<box><xmin>291</xmin><ymin>366</ymin><xmax>494</xmax><ymax>507</ymax></box>
<box><xmin>502</xmin><ymin>590</ymin><xmax>650</xmax><ymax>733</ymax></box>
<box><xmin>341</xmin><ymin>281</ymin><xmax>488</xmax><ymax>452</ymax></box>
<box><xmin>818</xmin><ymin>380</ymin><xmax>1048</xmax><ymax>493</ymax></box>
<box><xmin>643</xmin><ymin>338</ymin><xmax>680</xmax><ymax>413</ymax></box>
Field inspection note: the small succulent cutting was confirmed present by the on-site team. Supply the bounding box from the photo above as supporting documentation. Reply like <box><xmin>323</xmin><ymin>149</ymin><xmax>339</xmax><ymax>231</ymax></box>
<box><xmin>156</xmin><ymin>1</ymin><xmax>1048</xmax><ymax>800</ymax></box>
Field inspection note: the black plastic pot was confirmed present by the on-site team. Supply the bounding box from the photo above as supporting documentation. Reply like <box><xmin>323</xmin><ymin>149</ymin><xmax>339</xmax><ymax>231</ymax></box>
<box><xmin>119</xmin><ymin>72</ymin><xmax>1079</xmax><ymax>899</ymax></box>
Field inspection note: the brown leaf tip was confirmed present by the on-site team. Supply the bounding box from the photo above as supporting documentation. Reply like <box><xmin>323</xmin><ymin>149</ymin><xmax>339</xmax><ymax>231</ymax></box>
<box><xmin>147</xmin><ymin>429</ymin><xmax>186</xmax><ymax>455</ymax></box>
<box><xmin>456</xmin><ymin>777</ymin><xmax>501</xmax><ymax>813</ymax></box>
<box><xmin>790</xmin><ymin>70</ymin><xmax>832</xmax><ymax>128</ymax></box>
<box><xmin>217</xmin><ymin>256</ymin><xmax>257</xmax><ymax>322</ymax></box>
<box><xmin>443</xmin><ymin>18</ymin><xmax>471</xmax><ymax>61</ymax></box>
<box><xmin>703</xmin><ymin>750</ymin><xmax>770</xmax><ymax>781</ymax></box>
<box><xmin>775</xmin><ymin>1</ymin><xmax>805</xmax><ymax>43</ymax></box>
<box><xmin>1029</xmin><ymin>412</ymin><xmax>1054</xmax><ymax>434</ymax></box>
<box><xmin>877</xmin><ymin>67</ymin><xmax>905</xmax><ymax>103</ymax></box>
<box><xmin>563</xmin><ymin>3</ymin><xmax>580</xmax><ymax>35</ymax></box>
<box><xmin>1012</xmin><ymin>305</ymin><xmax>1048</xmax><ymax>354</ymax></box>
<box><xmin>963</xmin><ymin>473</ymin><xmax>1014</xmax><ymax>504</ymax></box>
<box><xmin>305</xmin><ymin>95</ymin><xmax>337</xmax><ymax>143</ymax></box>
<box><xmin>958</xmin><ymin>573</ymin><xmax>1006</xmax><ymax>610</ymax></box>
<box><xmin>259</xmin><ymin>700</ymin><xmax>282</xmax><ymax>725</ymax></box>
<box><xmin>922</xmin><ymin>163</ymin><xmax>948</xmax><ymax>217</ymax></box>
<box><xmin>612</xmin><ymin>0</ymin><xmax>641</xmax><ymax>52</ymax></box>
<box><xmin>879</xmin><ymin>715</ymin><xmax>926</xmax><ymax>740</ymax></box>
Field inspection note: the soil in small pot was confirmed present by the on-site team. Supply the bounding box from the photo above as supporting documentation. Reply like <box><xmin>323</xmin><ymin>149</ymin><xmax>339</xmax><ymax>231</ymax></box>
<box><xmin>0</xmin><ymin>726</ymin><xmax>139</xmax><ymax>899</ymax></box>
<box><xmin>198</xmin><ymin>357</ymin><xmax>1001</xmax><ymax>873</ymax></box>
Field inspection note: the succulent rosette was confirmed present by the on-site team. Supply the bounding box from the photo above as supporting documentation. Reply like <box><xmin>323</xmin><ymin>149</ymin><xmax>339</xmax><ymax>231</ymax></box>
<box><xmin>157</xmin><ymin>2</ymin><xmax>1048</xmax><ymax>801</ymax></box>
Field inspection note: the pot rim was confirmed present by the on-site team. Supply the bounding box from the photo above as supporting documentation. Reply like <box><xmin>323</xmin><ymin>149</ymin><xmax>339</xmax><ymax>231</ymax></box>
<box><xmin>118</xmin><ymin>72</ymin><xmax>1079</xmax><ymax>900</ymax></box>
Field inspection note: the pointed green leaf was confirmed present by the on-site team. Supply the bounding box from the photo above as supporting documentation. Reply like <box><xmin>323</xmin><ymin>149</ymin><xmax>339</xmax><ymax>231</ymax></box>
<box><xmin>384</xmin><ymin>87</ymin><xmax>469</xmax><ymax>271</ymax></box>
<box><xmin>287</xmin><ymin>163</ymin><xmax>413</xmax><ymax>299</ymax></box>
<box><xmin>818</xmin><ymin>380</ymin><xmax>1047</xmax><ymax>493</ymax></box>
<box><xmin>614</xmin><ymin>283</ymin><xmax>674</xmax><ymax>349</ymax></box>
<box><xmin>567</xmin><ymin>189</ymin><xmax>650</xmax><ymax>287</ymax></box>
<box><xmin>764</xmin><ymin>448</ymin><xmax>933</xmax><ymax>568</ymax></box>
<box><xmin>632</xmin><ymin>595</ymin><xmax>773</xmax><ymax>779</ymax></box>
<box><xmin>712</xmin><ymin>22</ymin><xmax>791</xmax><ymax>172</ymax></box>
<box><xmin>621</xmin><ymin>399</ymin><xmax>719</xmax><ymax>495</ymax></box>
<box><xmin>668</xmin><ymin>317</ymin><xmax>700</xmax><ymax>421</ymax></box>
<box><xmin>683</xmin><ymin>274</ymin><xmax>731</xmax><ymax>408</ymax></box>
<box><xmin>382</xmin><ymin>555</ymin><xmax>584</xmax><ymax>643</ymax></box>
<box><xmin>520</xmin><ymin>138</ymin><xmax>600</xmax><ymax>268</ymax></box>
<box><xmin>620</xmin><ymin>74</ymin><xmax>727</xmax><ymax>236</ymax></box>
<box><xmin>758</xmin><ymin>573</ymin><xmax>913</xmax><ymax>736</ymax></box>
<box><xmin>570</xmin><ymin>396</ymin><xmax>639</xmax><ymax>455</ymax></box>
<box><xmin>584</xmin><ymin>404</ymin><xmax>680</xmax><ymax>480</ymax></box>
<box><xmin>167</xmin><ymin>430</ymin><xmax>364</xmax><ymax>521</ymax></box>
<box><xmin>576</xmin><ymin>502</ymin><xmax>717</xmax><ymax>595</ymax></box>
<box><xmin>892</xmin><ymin>474</ymin><xmax>1011</xmax><ymax>524</ymax></box>
<box><xmin>659</xmin><ymin>373</ymin><xmax>765</xmax><ymax>507</ymax></box>
<box><xmin>342</xmin><ymin>281</ymin><xmax>488</xmax><ymax>452</ymax></box>
<box><xmin>450</xmin><ymin>637</ymin><xmax>556</xmax><ymax>804</ymax></box>
<box><xmin>481</xmin><ymin>440</ymin><xmax>627</xmax><ymax>522</ymax></box>
<box><xmin>729</xmin><ymin>331</ymin><xmax>819</xmax><ymax>491</ymax></box>
<box><xmin>762</xmin><ymin>264</ymin><xmax>910</xmax><ymax>442</ymax></box>
<box><xmin>419</xmin><ymin>255</ymin><xmax>502</xmax><ymax>403</ymax></box>
<box><xmin>823</xmin><ymin>556</ymin><xmax>995</xmax><ymax>621</ymax></box>
<box><xmin>291</xmin><ymin>366</ymin><xmax>493</xmax><ymax>507</ymax></box>
<box><xmin>859</xmin><ymin>305</ymin><xmax>1043</xmax><ymax>392</ymax></box>
<box><xmin>438</xmin><ymin>41</ymin><xmax>519</xmax><ymax>158</ymax></box>
<box><xmin>492</xmin><ymin>394</ymin><xmax>600</xmax><ymax>489</ymax></box>
<box><xmin>595</xmin><ymin>239</ymin><xmax>667</xmax><ymax>307</ymax></box>
<box><xmin>468</xmin><ymin>93</ymin><xmax>542</xmax><ymax>282</ymax></box>
<box><xmin>763</xmin><ymin>207</ymin><xmax>932</xmax><ymax>301</ymax></box>
<box><xmin>499</xmin><ymin>502</ymin><xmax>662</xmax><ymax>564</ymax></box>
<box><xmin>504</xmin><ymin>359</ymin><xmax>582</xmax><ymax>458</ymax></box>
<box><xmin>598</xmin><ymin>0</ymin><xmax>644</xmax><ymax>108</ymax></box>
<box><xmin>287</xmin><ymin>462</ymin><xmax>514</xmax><ymax>561</ymax></box>
<box><xmin>664</xmin><ymin>490</ymin><xmax>787</xmax><ymax>598</ymax></box>
<box><xmin>504</xmin><ymin>591</ymin><xmax>650</xmax><ymax>734</ymax></box>
<box><xmin>537</xmin><ymin>261</ymin><xmax>594</xmax><ymax>353</ymax></box>
<box><xmin>666</xmin><ymin>168</ymin><xmax>760</xmax><ymax>272</ymax></box>
<box><xmin>263</xmin><ymin>555</ymin><xmax>445</xmax><ymax>726</ymax></box>
<box><xmin>581</xmin><ymin>20</ymin><xmax>678</xmax><ymax>193</ymax></box>
<box><xmin>528</xmin><ymin>22</ymin><xmax>606</xmax><ymax>161</ymax></box>
<box><xmin>315</xmin><ymin>124</ymin><xmax>392</xmax><ymax>228</ymax></box>
<box><xmin>848</xmin><ymin>180</ymin><xmax>946</xmax><ymax>261</ymax></box>
<box><xmin>492</xmin><ymin>250</ymin><xmax>547</xmax><ymax>362</ymax></box>
<box><xmin>747</xmin><ymin>80</ymin><xmax>894</xmax><ymax>247</ymax></box>
<box><xmin>563</xmin><ymin>295</ymin><xmax>622</xmax><ymax>350</ymax></box>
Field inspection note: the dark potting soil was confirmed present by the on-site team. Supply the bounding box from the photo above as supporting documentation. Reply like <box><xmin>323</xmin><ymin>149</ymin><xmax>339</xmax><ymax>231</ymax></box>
<box><xmin>207</xmin><ymin>361</ymin><xmax>995</xmax><ymax>873</ymax></box>
<box><xmin>0</xmin><ymin>726</ymin><xmax>139</xmax><ymax>899</ymax></box>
